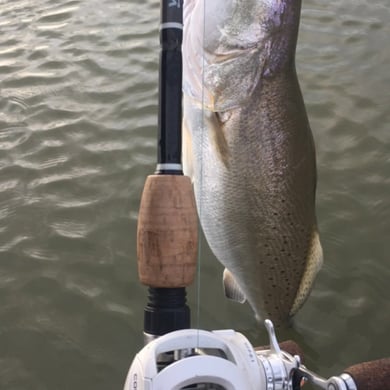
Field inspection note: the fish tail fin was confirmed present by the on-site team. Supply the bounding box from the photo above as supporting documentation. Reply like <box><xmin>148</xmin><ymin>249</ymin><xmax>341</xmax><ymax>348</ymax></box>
<box><xmin>223</xmin><ymin>268</ymin><xmax>247</xmax><ymax>304</ymax></box>
<box><xmin>290</xmin><ymin>230</ymin><xmax>323</xmax><ymax>316</ymax></box>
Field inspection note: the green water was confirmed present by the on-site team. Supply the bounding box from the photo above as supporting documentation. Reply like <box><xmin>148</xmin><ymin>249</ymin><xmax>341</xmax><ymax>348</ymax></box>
<box><xmin>0</xmin><ymin>0</ymin><xmax>389</xmax><ymax>388</ymax></box>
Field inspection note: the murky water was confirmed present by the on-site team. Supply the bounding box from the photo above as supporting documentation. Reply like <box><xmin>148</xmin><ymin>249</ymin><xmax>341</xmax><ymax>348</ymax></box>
<box><xmin>0</xmin><ymin>0</ymin><xmax>389</xmax><ymax>388</ymax></box>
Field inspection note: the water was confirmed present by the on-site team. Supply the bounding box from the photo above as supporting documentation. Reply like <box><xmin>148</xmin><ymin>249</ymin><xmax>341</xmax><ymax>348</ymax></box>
<box><xmin>0</xmin><ymin>0</ymin><xmax>388</xmax><ymax>388</ymax></box>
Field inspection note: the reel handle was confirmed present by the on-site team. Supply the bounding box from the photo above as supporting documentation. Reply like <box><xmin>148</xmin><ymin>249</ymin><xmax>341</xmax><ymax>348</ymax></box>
<box><xmin>344</xmin><ymin>357</ymin><xmax>390</xmax><ymax>390</ymax></box>
<box><xmin>257</xmin><ymin>332</ymin><xmax>389</xmax><ymax>390</ymax></box>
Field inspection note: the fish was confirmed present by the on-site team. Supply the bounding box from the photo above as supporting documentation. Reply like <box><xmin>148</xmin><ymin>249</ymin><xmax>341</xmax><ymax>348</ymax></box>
<box><xmin>182</xmin><ymin>0</ymin><xmax>323</xmax><ymax>325</ymax></box>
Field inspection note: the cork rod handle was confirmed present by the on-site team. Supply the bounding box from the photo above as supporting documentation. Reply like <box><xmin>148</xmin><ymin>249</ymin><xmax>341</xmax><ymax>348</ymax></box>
<box><xmin>137</xmin><ymin>174</ymin><xmax>198</xmax><ymax>288</ymax></box>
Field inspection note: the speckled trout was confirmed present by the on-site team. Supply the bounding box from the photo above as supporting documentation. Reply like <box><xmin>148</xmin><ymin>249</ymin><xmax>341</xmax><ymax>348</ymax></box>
<box><xmin>182</xmin><ymin>0</ymin><xmax>323</xmax><ymax>324</ymax></box>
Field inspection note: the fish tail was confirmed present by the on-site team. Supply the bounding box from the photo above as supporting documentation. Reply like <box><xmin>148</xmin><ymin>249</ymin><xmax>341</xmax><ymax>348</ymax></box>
<box><xmin>290</xmin><ymin>230</ymin><xmax>323</xmax><ymax>316</ymax></box>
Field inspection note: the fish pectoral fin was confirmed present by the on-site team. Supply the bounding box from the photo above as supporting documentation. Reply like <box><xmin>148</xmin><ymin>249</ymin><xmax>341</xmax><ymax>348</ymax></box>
<box><xmin>206</xmin><ymin>111</ymin><xmax>230</xmax><ymax>168</ymax></box>
<box><xmin>182</xmin><ymin>108</ymin><xmax>196</xmax><ymax>181</ymax></box>
<box><xmin>223</xmin><ymin>268</ymin><xmax>246</xmax><ymax>304</ymax></box>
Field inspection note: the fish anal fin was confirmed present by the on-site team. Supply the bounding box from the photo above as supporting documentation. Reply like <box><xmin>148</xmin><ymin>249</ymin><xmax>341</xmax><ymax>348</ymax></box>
<box><xmin>223</xmin><ymin>268</ymin><xmax>246</xmax><ymax>304</ymax></box>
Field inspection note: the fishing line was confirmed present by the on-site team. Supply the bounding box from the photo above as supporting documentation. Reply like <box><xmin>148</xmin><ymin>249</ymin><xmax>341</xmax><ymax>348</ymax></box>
<box><xmin>195</xmin><ymin>0</ymin><xmax>207</xmax><ymax>344</ymax></box>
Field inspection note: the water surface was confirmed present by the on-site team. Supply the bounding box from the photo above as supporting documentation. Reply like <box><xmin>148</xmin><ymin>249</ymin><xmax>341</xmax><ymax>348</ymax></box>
<box><xmin>0</xmin><ymin>0</ymin><xmax>389</xmax><ymax>388</ymax></box>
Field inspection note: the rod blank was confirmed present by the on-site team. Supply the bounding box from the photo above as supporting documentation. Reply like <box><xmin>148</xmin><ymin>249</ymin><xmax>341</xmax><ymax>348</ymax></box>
<box><xmin>157</xmin><ymin>0</ymin><xmax>184</xmax><ymax>170</ymax></box>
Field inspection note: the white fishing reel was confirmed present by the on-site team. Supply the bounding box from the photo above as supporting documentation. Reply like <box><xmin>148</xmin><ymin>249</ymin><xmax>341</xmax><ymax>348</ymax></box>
<box><xmin>124</xmin><ymin>320</ymin><xmax>301</xmax><ymax>390</ymax></box>
<box><xmin>123</xmin><ymin>319</ymin><xmax>374</xmax><ymax>390</ymax></box>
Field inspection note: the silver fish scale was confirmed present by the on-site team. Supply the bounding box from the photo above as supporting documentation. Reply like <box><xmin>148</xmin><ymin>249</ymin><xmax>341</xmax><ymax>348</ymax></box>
<box><xmin>183</xmin><ymin>0</ymin><xmax>323</xmax><ymax>325</ymax></box>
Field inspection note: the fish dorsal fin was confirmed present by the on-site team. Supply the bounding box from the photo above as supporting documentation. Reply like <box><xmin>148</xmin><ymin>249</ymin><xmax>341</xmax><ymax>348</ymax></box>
<box><xmin>223</xmin><ymin>268</ymin><xmax>246</xmax><ymax>303</ymax></box>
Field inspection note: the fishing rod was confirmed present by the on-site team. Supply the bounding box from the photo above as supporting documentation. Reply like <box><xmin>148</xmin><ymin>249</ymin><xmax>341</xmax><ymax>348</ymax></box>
<box><xmin>125</xmin><ymin>0</ymin><xmax>390</xmax><ymax>388</ymax></box>
<box><xmin>136</xmin><ymin>0</ymin><xmax>197</xmax><ymax>342</ymax></box>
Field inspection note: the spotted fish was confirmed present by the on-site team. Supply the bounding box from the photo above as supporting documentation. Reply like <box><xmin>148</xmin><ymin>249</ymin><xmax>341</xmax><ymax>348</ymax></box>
<box><xmin>182</xmin><ymin>0</ymin><xmax>323</xmax><ymax>324</ymax></box>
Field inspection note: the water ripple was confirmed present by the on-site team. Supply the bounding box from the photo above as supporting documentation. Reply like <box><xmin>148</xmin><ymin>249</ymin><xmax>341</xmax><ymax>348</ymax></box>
<box><xmin>0</xmin><ymin>0</ymin><xmax>388</xmax><ymax>387</ymax></box>
<box><xmin>51</xmin><ymin>221</ymin><xmax>91</xmax><ymax>239</ymax></box>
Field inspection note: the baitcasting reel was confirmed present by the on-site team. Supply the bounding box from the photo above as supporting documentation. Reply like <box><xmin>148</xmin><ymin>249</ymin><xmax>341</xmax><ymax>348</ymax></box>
<box><xmin>124</xmin><ymin>319</ymin><xmax>389</xmax><ymax>390</ymax></box>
